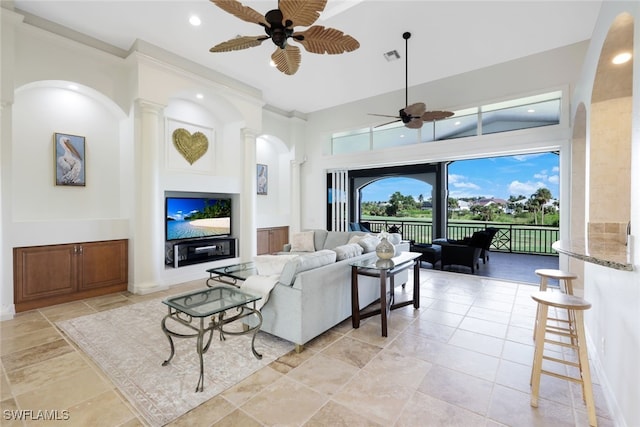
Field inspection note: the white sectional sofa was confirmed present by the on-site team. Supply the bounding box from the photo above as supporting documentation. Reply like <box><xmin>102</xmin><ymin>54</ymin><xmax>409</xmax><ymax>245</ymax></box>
<box><xmin>248</xmin><ymin>229</ymin><xmax>408</xmax><ymax>350</ymax></box>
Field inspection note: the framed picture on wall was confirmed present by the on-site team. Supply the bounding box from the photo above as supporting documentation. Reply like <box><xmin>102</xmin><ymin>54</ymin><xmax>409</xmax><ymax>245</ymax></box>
<box><xmin>257</xmin><ymin>164</ymin><xmax>268</xmax><ymax>195</ymax></box>
<box><xmin>54</xmin><ymin>132</ymin><xmax>86</xmax><ymax>186</ymax></box>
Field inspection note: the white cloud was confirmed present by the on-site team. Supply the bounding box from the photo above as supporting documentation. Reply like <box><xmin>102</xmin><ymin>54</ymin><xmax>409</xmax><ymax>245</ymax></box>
<box><xmin>452</xmin><ymin>181</ymin><xmax>481</xmax><ymax>190</ymax></box>
<box><xmin>448</xmin><ymin>174</ymin><xmax>465</xmax><ymax>183</ymax></box>
<box><xmin>508</xmin><ymin>180</ymin><xmax>547</xmax><ymax>196</ymax></box>
<box><xmin>449</xmin><ymin>174</ymin><xmax>480</xmax><ymax>190</ymax></box>
<box><xmin>548</xmin><ymin>175</ymin><xmax>559</xmax><ymax>184</ymax></box>
<box><xmin>513</xmin><ymin>153</ymin><xmax>545</xmax><ymax>162</ymax></box>
<box><xmin>552</xmin><ymin>166</ymin><xmax>559</xmax><ymax>173</ymax></box>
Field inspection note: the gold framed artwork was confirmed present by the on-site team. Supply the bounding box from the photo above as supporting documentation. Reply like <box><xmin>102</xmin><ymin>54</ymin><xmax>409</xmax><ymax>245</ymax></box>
<box><xmin>257</xmin><ymin>164</ymin><xmax>268</xmax><ymax>195</ymax></box>
<box><xmin>54</xmin><ymin>132</ymin><xmax>85</xmax><ymax>186</ymax></box>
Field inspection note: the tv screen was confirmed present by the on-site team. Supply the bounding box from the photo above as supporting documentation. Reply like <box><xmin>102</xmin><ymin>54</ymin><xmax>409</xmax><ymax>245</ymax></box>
<box><xmin>166</xmin><ymin>197</ymin><xmax>231</xmax><ymax>241</ymax></box>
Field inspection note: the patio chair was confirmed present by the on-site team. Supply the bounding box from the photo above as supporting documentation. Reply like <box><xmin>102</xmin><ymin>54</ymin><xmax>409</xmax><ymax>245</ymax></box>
<box><xmin>457</xmin><ymin>227</ymin><xmax>499</xmax><ymax>264</ymax></box>
<box><xmin>436</xmin><ymin>230</ymin><xmax>492</xmax><ymax>274</ymax></box>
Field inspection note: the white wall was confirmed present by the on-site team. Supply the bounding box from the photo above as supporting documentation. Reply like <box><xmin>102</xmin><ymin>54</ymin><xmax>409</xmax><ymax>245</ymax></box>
<box><xmin>300</xmin><ymin>43</ymin><xmax>585</xmax><ymax>230</ymax></box>
<box><xmin>571</xmin><ymin>3</ymin><xmax>640</xmax><ymax>426</ymax></box>
<box><xmin>1</xmin><ymin>8</ymin><xmax>268</xmax><ymax>316</ymax></box>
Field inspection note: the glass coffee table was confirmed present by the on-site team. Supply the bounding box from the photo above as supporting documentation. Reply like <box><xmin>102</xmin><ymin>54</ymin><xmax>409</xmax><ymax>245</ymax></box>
<box><xmin>161</xmin><ymin>286</ymin><xmax>262</xmax><ymax>392</ymax></box>
<box><xmin>350</xmin><ymin>252</ymin><xmax>421</xmax><ymax>337</ymax></box>
<box><xmin>206</xmin><ymin>262</ymin><xmax>256</xmax><ymax>287</ymax></box>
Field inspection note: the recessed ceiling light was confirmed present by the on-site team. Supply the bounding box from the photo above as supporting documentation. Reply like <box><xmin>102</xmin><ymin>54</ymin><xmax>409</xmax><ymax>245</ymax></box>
<box><xmin>68</xmin><ymin>84</ymin><xmax>78</xmax><ymax>90</ymax></box>
<box><xmin>189</xmin><ymin>15</ymin><xmax>201</xmax><ymax>26</ymax></box>
<box><xmin>454</xmin><ymin>121</ymin><xmax>461</xmax><ymax>126</ymax></box>
<box><xmin>196</xmin><ymin>93</ymin><xmax>204</xmax><ymax>99</ymax></box>
<box><xmin>527</xmin><ymin>109</ymin><xmax>535</xmax><ymax>113</ymax></box>
<box><xmin>612</xmin><ymin>52</ymin><xmax>632</xmax><ymax>65</ymax></box>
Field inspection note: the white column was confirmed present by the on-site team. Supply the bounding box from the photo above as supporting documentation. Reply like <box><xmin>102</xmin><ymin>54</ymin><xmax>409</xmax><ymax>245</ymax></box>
<box><xmin>241</xmin><ymin>128</ymin><xmax>258</xmax><ymax>261</ymax></box>
<box><xmin>131</xmin><ymin>99</ymin><xmax>166</xmax><ymax>294</ymax></box>
<box><xmin>290</xmin><ymin>159</ymin><xmax>303</xmax><ymax>234</ymax></box>
<box><xmin>0</xmin><ymin>100</ymin><xmax>15</xmax><ymax>319</ymax></box>
<box><xmin>0</xmin><ymin>9</ymin><xmax>20</xmax><ymax>319</ymax></box>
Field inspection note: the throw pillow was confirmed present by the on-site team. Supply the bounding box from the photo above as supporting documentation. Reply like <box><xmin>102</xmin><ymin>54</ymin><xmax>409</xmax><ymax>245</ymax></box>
<box><xmin>357</xmin><ymin>236</ymin><xmax>380</xmax><ymax>253</ymax></box>
<box><xmin>253</xmin><ymin>254</ymin><xmax>300</xmax><ymax>276</ymax></box>
<box><xmin>333</xmin><ymin>243</ymin><xmax>364</xmax><ymax>261</ymax></box>
<box><xmin>347</xmin><ymin>233</ymin><xmax>373</xmax><ymax>245</ymax></box>
<box><xmin>290</xmin><ymin>230</ymin><xmax>315</xmax><ymax>252</ymax></box>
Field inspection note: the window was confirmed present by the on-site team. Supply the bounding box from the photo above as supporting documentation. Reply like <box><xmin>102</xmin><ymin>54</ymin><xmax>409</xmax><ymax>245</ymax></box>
<box><xmin>331</xmin><ymin>91</ymin><xmax>562</xmax><ymax>154</ymax></box>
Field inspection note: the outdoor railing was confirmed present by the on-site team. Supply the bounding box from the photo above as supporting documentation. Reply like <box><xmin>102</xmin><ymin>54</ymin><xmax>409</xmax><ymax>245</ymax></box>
<box><xmin>364</xmin><ymin>219</ymin><xmax>559</xmax><ymax>255</ymax></box>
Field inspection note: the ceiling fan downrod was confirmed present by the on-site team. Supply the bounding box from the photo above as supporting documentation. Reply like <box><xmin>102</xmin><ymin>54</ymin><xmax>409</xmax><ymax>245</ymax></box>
<box><xmin>403</xmin><ymin>32</ymin><xmax>411</xmax><ymax>107</ymax></box>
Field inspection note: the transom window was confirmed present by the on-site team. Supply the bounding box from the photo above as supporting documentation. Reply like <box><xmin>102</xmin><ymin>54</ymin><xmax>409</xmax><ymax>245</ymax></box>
<box><xmin>331</xmin><ymin>91</ymin><xmax>561</xmax><ymax>155</ymax></box>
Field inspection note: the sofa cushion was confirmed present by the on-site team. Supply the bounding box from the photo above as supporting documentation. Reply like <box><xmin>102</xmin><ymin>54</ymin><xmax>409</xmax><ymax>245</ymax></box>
<box><xmin>290</xmin><ymin>231</ymin><xmax>316</xmax><ymax>252</ymax></box>
<box><xmin>279</xmin><ymin>249</ymin><xmax>337</xmax><ymax>286</ymax></box>
<box><xmin>323</xmin><ymin>231</ymin><xmax>351</xmax><ymax>250</ymax></box>
<box><xmin>312</xmin><ymin>229</ymin><xmax>328</xmax><ymax>251</ymax></box>
<box><xmin>349</xmin><ymin>235</ymin><xmax>380</xmax><ymax>253</ymax></box>
<box><xmin>332</xmin><ymin>243</ymin><xmax>364</xmax><ymax>261</ymax></box>
<box><xmin>253</xmin><ymin>254</ymin><xmax>300</xmax><ymax>276</ymax></box>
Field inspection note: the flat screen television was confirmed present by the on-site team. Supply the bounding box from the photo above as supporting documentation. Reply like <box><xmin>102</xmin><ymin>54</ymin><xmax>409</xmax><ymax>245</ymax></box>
<box><xmin>165</xmin><ymin>197</ymin><xmax>231</xmax><ymax>241</ymax></box>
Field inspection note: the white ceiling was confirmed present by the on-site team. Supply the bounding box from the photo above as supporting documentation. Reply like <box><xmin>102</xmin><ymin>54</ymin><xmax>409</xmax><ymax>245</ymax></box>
<box><xmin>9</xmin><ymin>0</ymin><xmax>602</xmax><ymax>114</ymax></box>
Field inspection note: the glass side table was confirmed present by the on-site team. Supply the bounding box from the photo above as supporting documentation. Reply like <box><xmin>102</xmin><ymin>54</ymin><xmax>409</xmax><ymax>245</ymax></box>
<box><xmin>161</xmin><ymin>286</ymin><xmax>262</xmax><ymax>392</ymax></box>
<box><xmin>349</xmin><ymin>252</ymin><xmax>421</xmax><ymax>337</ymax></box>
<box><xmin>206</xmin><ymin>261</ymin><xmax>257</xmax><ymax>287</ymax></box>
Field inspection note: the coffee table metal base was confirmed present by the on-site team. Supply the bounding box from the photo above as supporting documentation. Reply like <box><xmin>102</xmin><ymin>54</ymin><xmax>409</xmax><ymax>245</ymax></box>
<box><xmin>161</xmin><ymin>303</ymin><xmax>262</xmax><ymax>392</ymax></box>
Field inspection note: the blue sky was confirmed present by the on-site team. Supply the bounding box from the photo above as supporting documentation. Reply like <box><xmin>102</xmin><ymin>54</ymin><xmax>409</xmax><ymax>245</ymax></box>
<box><xmin>360</xmin><ymin>153</ymin><xmax>559</xmax><ymax>202</ymax></box>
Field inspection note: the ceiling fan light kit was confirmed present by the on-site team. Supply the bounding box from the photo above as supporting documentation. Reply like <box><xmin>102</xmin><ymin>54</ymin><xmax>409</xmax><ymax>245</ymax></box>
<box><xmin>209</xmin><ymin>0</ymin><xmax>360</xmax><ymax>75</ymax></box>
<box><xmin>369</xmin><ymin>32</ymin><xmax>454</xmax><ymax>129</ymax></box>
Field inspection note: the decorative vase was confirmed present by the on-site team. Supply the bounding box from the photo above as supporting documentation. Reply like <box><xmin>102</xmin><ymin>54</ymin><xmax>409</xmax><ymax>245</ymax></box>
<box><xmin>376</xmin><ymin>237</ymin><xmax>395</xmax><ymax>260</ymax></box>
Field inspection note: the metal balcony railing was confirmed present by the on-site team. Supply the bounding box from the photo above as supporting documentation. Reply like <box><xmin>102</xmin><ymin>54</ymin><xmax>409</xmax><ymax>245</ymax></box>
<box><xmin>364</xmin><ymin>219</ymin><xmax>559</xmax><ymax>256</ymax></box>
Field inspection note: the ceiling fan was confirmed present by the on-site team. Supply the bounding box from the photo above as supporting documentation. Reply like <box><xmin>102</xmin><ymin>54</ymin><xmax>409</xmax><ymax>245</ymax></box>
<box><xmin>369</xmin><ymin>32</ymin><xmax>454</xmax><ymax>129</ymax></box>
<box><xmin>208</xmin><ymin>0</ymin><xmax>360</xmax><ymax>75</ymax></box>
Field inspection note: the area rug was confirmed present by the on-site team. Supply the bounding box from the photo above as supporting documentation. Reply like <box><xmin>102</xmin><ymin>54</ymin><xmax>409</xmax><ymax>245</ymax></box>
<box><xmin>56</xmin><ymin>297</ymin><xmax>294</xmax><ymax>426</ymax></box>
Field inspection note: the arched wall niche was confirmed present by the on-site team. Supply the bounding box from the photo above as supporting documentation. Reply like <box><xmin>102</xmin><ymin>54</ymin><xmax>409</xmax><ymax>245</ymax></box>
<box><xmin>569</xmin><ymin>102</ymin><xmax>587</xmax><ymax>292</ymax></box>
<box><xmin>589</xmin><ymin>12</ymin><xmax>633</xmax><ymax>242</ymax></box>
<box><xmin>256</xmin><ymin>134</ymin><xmax>292</xmax><ymax>228</ymax></box>
<box><xmin>12</xmin><ymin>80</ymin><xmax>128</xmax><ymax>223</ymax></box>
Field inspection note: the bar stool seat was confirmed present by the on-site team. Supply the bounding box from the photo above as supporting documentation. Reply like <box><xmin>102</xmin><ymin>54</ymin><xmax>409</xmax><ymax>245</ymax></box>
<box><xmin>533</xmin><ymin>269</ymin><xmax>578</xmax><ymax>340</ymax></box>
<box><xmin>535</xmin><ymin>268</ymin><xmax>578</xmax><ymax>294</ymax></box>
<box><xmin>530</xmin><ymin>291</ymin><xmax>597</xmax><ymax>426</ymax></box>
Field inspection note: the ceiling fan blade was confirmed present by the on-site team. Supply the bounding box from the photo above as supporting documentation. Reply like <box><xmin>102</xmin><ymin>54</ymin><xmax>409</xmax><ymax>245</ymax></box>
<box><xmin>210</xmin><ymin>0</ymin><xmax>269</xmax><ymax>27</ymax></box>
<box><xmin>368</xmin><ymin>113</ymin><xmax>401</xmax><ymax>118</ymax></box>
<box><xmin>293</xmin><ymin>26</ymin><xmax>360</xmax><ymax>54</ymax></box>
<box><xmin>210</xmin><ymin>35</ymin><xmax>269</xmax><ymax>52</ymax></box>
<box><xmin>279</xmin><ymin>0</ymin><xmax>326</xmax><ymax>27</ymax></box>
<box><xmin>404</xmin><ymin>102</ymin><xmax>426</xmax><ymax>117</ymax></box>
<box><xmin>271</xmin><ymin>45</ymin><xmax>301</xmax><ymax>75</ymax></box>
<box><xmin>374</xmin><ymin>119</ymin><xmax>401</xmax><ymax>128</ymax></box>
<box><xmin>421</xmin><ymin>110</ymin><xmax>455</xmax><ymax>121</ymax></box>
<box><xmin>405</xmin><ymin>118</ymin><xmax>424</xmax><ymax>129</ymax></box>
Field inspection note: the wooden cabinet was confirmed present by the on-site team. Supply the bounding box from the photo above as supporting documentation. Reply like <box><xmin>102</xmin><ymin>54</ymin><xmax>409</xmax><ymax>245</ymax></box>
<box><xmin>13</xmin><ymin>239</ymin><xmax>128</xmax><ymax>312</ymax></box>
<box><xmin>257</xmin><ymin>226</ymin><xmax>289</xmax><ymax>255</ymax></box>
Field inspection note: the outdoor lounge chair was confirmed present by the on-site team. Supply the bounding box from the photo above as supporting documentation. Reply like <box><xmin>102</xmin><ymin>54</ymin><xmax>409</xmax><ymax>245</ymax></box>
<box><xmin>435</xmin><ymin>230</ymin><xmax>493</xmax><ymax>274</ymax></box>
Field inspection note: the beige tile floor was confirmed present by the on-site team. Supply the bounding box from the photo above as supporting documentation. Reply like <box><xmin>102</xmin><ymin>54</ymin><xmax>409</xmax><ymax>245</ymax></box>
<box><xmin>1</xmin><ymin>269</ymin><xmax>613</xmax><ymax>426</ymax></box>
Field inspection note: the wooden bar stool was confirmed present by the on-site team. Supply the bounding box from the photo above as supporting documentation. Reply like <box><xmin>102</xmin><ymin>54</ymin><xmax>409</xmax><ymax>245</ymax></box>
<box><xmin>530</xmin><ymin>291</ymin><xmax>597</xmax><ymax>427</ymax></box>
<box><xmin>533</xmin><ymin>269</ymin><xmax>578</xmax><ymax>340</ymax></box>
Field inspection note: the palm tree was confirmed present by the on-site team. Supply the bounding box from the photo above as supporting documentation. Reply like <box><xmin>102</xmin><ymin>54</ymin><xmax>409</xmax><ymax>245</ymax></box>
<box><xmin>533</xmin><ymin>188</ymin><xmax>553</xmax><ymax>225</ymax></box>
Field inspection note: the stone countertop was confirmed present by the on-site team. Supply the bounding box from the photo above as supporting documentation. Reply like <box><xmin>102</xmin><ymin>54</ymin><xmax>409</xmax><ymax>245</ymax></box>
<box><xmin>552</xmin><ymin>240</ymin><xmax>633</xmax><ymax>271</ymax></box>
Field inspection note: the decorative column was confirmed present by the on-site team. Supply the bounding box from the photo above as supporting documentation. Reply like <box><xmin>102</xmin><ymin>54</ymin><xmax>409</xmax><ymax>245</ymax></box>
<box><xmin>290</xmin><ymin>158</ymin><xmax>303</xmax><ymax>234</ymax></box>
<box><xmin>241</xmin><ymin>128</ymin><xmax>258</xmax><ymax>261</ymax></box>
<box><xmin>0</xmin><ymin>100</ymin><xmax>15</xmax><ymax>318</ymax></box>
<box><xmin>0</xmin><ymin>8</ymin><xmax>20</xmax><ymax>318</ymax></box>
<box><xmin>132</xmin><ymin>99</ymin><xmax>165</xmax><ymax>294</ymax></box>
